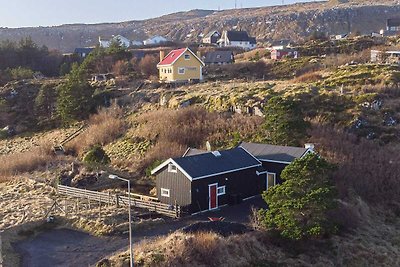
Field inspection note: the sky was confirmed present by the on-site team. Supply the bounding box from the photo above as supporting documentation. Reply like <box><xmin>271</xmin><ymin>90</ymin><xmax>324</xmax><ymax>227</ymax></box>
<box><xmin>0</xmin><ymin>0</ymin><xmax>315</xmax><ymax>28</ymax></box>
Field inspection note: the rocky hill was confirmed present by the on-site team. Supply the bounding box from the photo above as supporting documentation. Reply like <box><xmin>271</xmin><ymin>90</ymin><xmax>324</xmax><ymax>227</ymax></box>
<box><xmin>0</xmin><ymin>1</ymin><xmax>399</xmax><ymax>52</ymax></box>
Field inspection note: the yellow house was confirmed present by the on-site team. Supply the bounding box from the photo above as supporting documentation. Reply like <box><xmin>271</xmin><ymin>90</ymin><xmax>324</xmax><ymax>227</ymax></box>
<box><xmin>157</xmin><ymin>48</ymin><xmax>205</xmax><ymax>83</ymax></box>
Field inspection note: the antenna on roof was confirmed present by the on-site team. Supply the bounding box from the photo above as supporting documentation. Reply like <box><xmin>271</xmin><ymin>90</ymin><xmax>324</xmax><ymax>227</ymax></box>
<box><xmin>206</xmin><ymin>141</ymin><xmax>211</xmax><ymax>151</ymax></box>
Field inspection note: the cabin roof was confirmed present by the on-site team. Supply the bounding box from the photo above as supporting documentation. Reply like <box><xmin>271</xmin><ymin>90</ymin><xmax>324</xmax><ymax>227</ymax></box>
<box><xmin>387</xmin><ymin>18</ymin><xmax>400</xmax><ymax>27</ymax></box>
<box><xmin>239</xmin><ymin>142</ymin><xmax>308</xmax><ymax>163</ymax></box>
<box><xmin>203</xmin><ymin>51</ymin><xmax>234</xmax><ymax>64</ymax></box>
<box><xmin>74</xmin><ymin>47</ymin><xmax>94</xmax><ymax>54</ymax></box>
<box><xmin>182</xmin><ymin>148</ymin><xmax>208</xmax><ymax>157</ymax></box>
<box><xmin>271</xmin><ymin>39</ymin><xmax>291</xmax><ymax>47</ymax></box>
<box><xmin>152</xmin><ymin>147</ymin><xmax>261</xmax><ymax>180</ymax></box>
<box><xmin>226</xmin><ymin>31</ymin><xmax>252</xmax><ymax>42</ymax></box>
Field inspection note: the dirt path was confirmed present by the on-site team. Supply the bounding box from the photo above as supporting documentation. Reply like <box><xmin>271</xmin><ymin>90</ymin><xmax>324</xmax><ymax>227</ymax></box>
<box><xmin>15</xmin><ymin>229</ymin><xmax>127</xmax><ymax>267</ymax></box>
<box><xmin>15</xmin><ymin>197</ymin><xmax>266</xmax><ymax>267</ymax></box>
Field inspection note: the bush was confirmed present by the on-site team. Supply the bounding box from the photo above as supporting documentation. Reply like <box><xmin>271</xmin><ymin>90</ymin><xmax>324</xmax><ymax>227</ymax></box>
<box><xmin>139</xmin><ymin>54</ymin><xmax>158</xmax><ymax>77</ymax></box>
<box><xmin>0</xmin><ymin>129</ymin><xmax>8</xmax><ymax>140</ymax></box>
<box><xmin>310</xmin><ymin>124</ymin><xmax>400</xmax><ymax>205</ymax></box>
<box><xmin>259</xmin><ymin>153</ymin><xmax>338</xmax><ymax>240</ymax></box>
<box><xmin>83</xmin><ymin>145</ymin><xmax>110</xmax><ymax>165</ymax></box>
<box><xmin>293</xmin><ymin>71</ymin><xmax>323</xmax><ymax>83</ymax></box>
<box><xmin>7</xmin><ymin>67</ymin><xmax>34</xmax><ymax>80</ymax></box>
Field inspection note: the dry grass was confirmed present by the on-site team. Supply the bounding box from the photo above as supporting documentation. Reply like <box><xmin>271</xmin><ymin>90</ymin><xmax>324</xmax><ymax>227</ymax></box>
<box><xmin>293</xmin><ymin>71</ymin><xmax>323</xmax><ymax>83</ymax></box>
<box><xmin>323</xmin><ymin>50</ymin><xmax>370</xmax><ymax>68</ymax></box>
<box><xmin>65</xmin><ymin>105</ymin><xmax>126</xmax><ymax>156</ymax></box>
<box><xmin>0</xmin><ymin>144</ymin><xmax>53</xmax><ymax>182</ymax></box>
<box><xmin>121</xmin><ymin>107</ymin><xmax>263</xmax><ymax>172</ymax></box>
<box><xmin>106</xmin><ymin>202</ymin><xmax>400</xmax><ymax>267</ymax></box>
<box><xmin>309</xmin><ymin>124</ymin><xmax>400</xmax><ymax>206</ymax></box>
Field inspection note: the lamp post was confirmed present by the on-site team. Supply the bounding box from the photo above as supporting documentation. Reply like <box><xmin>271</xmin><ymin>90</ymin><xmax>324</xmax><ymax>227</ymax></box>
<box><xmin>109</xmin><ymin>174</ymin><xmax>133</xmax><ymax>267</ymax></box>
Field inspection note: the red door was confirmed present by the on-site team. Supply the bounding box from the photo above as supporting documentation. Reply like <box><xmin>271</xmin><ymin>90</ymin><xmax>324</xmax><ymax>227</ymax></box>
<box><xmin>209</xmin><ymin>184</ymin><xmax>218</xmax><ymax>210</ymax></box>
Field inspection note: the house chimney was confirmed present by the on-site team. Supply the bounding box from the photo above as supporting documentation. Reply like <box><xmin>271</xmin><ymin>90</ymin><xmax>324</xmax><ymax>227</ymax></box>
<box><xmin>304</xmin><ymin>143</ymin><xmax>315</xmax><ymax>151</ymax></box>
<box><xmin>160</xmin><ymin>50</ymin><xmax>165</xmax><ymax>61</ymax></box>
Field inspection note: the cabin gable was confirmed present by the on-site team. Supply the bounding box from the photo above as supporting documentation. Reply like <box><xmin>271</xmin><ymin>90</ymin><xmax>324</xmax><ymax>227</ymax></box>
<box><xmin>156</xmin><ymin>164</ymin><xmax>192</xmax><ymax>207</ymax></box>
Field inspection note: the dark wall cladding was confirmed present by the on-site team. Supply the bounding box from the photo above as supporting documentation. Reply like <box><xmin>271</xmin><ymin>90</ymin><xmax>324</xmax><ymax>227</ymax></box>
<box><xmin>190</xmin><ymin>167</ymin><xmax>263</xmax><ymax>213</ymax></box>
<box><xmin>156</xmin><ymin>166</ymin><xmax>191</xmax><ymax>206</ymax></box>
<box><xmin>155</xmin><ymin>161</ymin><xmax>291</xmax><ymax>213</ymax></box>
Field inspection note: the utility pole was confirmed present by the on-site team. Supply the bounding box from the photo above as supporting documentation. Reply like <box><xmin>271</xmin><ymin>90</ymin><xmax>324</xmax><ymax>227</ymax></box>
<box><xmin>235</xmin><ymin>0</ymin><xmax>237</xmax><ymax>9</ymax></box>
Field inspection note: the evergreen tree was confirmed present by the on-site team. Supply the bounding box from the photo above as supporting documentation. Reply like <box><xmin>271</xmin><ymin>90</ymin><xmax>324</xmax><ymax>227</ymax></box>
<box><xmin>259</xmin><ymin>153</ymin><xmax>338</xmax><ymax>240</ymax></box>
<box><xmin>263</xmin><ymin>96</ymin><xmax>309</xmax><ymax>146</ymax></box>
<box><xmin>57</xmin><ymin>63</ymin><xmax>94</xmax><ymax>123</ymax></box>
<box><xmin>35</xmin><ymin>84</ymin><xmax>57</xmax><ymax>119</ymax></box>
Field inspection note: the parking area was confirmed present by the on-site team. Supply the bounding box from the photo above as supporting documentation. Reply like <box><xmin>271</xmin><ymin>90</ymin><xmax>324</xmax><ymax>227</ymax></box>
<box><xmin>14</xmin><ymin>196</ymin><xmax>267</xmax><ymax>267</ymax></box>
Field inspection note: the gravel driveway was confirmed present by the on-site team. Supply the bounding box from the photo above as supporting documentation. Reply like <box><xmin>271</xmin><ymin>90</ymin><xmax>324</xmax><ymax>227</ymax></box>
<box><xmin>15</xmin><ymin>196</ymin><xmax>267</xmax><ymax>267</ymax></box>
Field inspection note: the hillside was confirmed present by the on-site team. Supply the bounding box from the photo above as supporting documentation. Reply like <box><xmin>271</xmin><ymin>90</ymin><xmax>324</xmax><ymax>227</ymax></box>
<box><xmin>1</xmin><ymin>0</ymin><xmax>399</xmax><ymax>52</ymax></box>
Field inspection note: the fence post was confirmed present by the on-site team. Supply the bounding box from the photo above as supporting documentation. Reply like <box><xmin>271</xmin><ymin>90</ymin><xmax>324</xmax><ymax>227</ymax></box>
<box><xmin>99</xmin><ymin>194</ymin><xmax>102</xmax><ymax>218</ymax></box>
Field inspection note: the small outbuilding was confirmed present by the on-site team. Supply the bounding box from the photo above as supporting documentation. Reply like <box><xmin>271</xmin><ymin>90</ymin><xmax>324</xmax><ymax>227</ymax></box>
<box><xmin>203</xmin><ymin>51</ymin><xmax>235</xmax><ymax>65</ymax></box>
<box><xmin>239</xmin><ymin>142</ymin><xmax>313</xmax><ymax>188</ymax></box>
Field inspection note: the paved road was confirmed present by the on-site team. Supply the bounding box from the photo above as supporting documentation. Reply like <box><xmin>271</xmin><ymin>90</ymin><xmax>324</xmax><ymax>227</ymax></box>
<box><xmin>15</xmin><ymin>196</ymin><xmax>267</xmax><ymax>267</ymax></box>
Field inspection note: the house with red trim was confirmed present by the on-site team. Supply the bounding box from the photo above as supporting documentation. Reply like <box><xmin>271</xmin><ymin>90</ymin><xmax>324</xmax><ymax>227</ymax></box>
<box><xmin>157</xmin><ymin>48</ymin><xmax>205</xmax><ymax>83</ymax></box>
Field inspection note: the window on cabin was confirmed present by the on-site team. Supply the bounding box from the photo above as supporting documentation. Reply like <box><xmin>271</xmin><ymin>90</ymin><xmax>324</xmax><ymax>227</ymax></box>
<box><xmin>178</xmin><ymin>68</ymin><xmax>185</xmax><ymax>74</ymax></box>
<box><xmin>184</xmin><ymin>54</ymin><xmax>190</xmax><ymax>60</ymax></box>
<box><xmin>217</xmin><ymin>186</ymin><xmax>226</xmax><ymax>196</ymax></box>
<box><xmin>161</xmin><ymin>188</ymin><xmax>170</xmax><ymax>197</ymax></box>
<box><xmin>168</xmin><ymin>163</ymin><xmax>177</xmax><ymax>173</ymax></box>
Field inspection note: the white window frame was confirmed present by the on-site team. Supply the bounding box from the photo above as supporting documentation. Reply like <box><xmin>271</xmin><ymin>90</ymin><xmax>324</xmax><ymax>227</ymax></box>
<box><xmin>184</xmin><ymin>54</ymin><xmax>190</xmax><ymax>60</ymax></box>
<box><xmin>168</xmin><ymin>163</ymin><xmax>177</xmax><ymax>173</ymax></box>
<box><xmin>217</xmin><ymin>186</ymin><xmax>226</xmax><ymax>196</ymax></box>
<box><xmin>161</xmin><ymin>188</ymin><xmax>170</xmax><ymax>197</ymax></box>
<box><xmin>178</xmin><ymin>68</ymin><xmax>185</xmax><ymax>74</ymax></box>
<box><xmin>266</xmin><ymin>172</ymin><xmax>276</xmax><ymax>190</ymax></box>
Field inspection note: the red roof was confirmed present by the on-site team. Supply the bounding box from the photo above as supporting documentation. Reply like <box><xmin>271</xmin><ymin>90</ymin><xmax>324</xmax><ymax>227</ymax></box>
<box><xmin>158</xmin><ymin>48</ymin><xmax>187</xmax><ymax>66</ymax></box>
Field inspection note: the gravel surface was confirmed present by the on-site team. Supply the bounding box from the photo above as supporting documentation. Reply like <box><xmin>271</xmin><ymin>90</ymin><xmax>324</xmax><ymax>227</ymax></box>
<box><xmin>15</xmin><ymin>228</ymin><xmax>128</xmax><ymax>267</ymax></box>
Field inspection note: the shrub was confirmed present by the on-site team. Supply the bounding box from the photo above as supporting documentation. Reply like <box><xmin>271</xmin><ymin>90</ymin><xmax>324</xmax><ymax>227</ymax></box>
<box><xmin>263</xmin><ymin>96</ymin><xmax>310</xmax><ymax>146</ymax></box>
<box><xmin>293</xmin><ymin>71</ymin><xmax>323</xmax><ymax>83</ymax></box>
<box><xmin>139</xmin><ymin>54</ymin><xmax>158</xmax><ymax>77</ymax></box>
<box><xmin>8</xmin><ymin>67</ymin><xmax>34</xmax><ymax>80</ymax></box>
<box><xmin>259</xmin><ymin>153</ymin><xmax>338</xmax><ymax>240</ymax></box>
<box><xmin>310</xmin><ymin>124</ymin><xmax>400</xmax><ymax>205</ymax></box>
<box><xmin>83</xmin><ymin>145</ymin><xmax>110</xmax><ymax>165</ymax></box>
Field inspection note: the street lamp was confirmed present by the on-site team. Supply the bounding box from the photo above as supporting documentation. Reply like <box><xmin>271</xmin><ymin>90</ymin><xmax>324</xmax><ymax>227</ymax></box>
<box><xmin>109</xmin><ymin>174</ymin><xmax>133</xmax><ymax>267</ymax></box>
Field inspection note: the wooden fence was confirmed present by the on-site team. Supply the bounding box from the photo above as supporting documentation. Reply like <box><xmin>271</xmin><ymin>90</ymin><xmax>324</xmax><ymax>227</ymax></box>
<box><xmin>57</xmin><ymin>185</ymin><xmax>181</xmax><ymax>218</ymax></box>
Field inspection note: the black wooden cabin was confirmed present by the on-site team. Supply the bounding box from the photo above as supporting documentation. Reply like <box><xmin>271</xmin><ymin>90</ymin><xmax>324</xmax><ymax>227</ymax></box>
<box><xmin>151</xmin><ymin>143</ymin><xmax>313</xmax><ymax>214</ymax></box>
<box><xmin>151</xmin><ymin>147</ymin><xmax>263</xmax><ymax>213</ymax></box>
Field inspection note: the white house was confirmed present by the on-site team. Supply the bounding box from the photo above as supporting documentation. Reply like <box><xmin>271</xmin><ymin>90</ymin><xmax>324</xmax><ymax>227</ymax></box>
<box><xmin>217</xmin><ymin>31</ymin><xmax>256</xmax><ymax>50</ymax></box>
<box><xmin>143</xmin><ymin>36</ymin><xmax>169</xmax><ymax>46</ymax></box>
<box><xmin>99</xmin><ymin>35</ymin><xmax>131</xmax><ymax>48</ymax></box>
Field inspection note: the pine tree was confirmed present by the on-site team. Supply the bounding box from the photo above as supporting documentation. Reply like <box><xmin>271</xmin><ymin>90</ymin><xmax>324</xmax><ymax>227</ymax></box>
<box><xmin>263</xmin><ymin>96</ymin><xmax>310</xmax><ymax>146</ymax></box>
<box><xmin>56</xmin><ymin>63</ymin><xmax>94</xmax><ymax>123</ymax></box>
<box><xmin>259</xmin><ymin>153</ymin><xmax>338</xmax><ymax>240</ymax></box>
